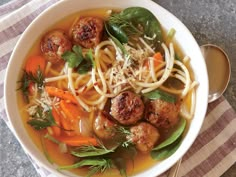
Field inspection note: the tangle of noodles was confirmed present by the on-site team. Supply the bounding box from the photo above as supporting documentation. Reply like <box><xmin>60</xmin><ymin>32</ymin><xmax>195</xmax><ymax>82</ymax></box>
<box><xmin>44</xmin><ymin>39</ymin><xmax>198</xmax><ymax>119</ymax></box>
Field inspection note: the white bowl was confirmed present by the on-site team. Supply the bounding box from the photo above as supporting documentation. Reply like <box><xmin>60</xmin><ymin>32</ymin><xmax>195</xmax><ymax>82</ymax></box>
<box><xmin>4</xmin><ymin>0</ymin><xmax>209</xmax><ymax>176</ymax></box>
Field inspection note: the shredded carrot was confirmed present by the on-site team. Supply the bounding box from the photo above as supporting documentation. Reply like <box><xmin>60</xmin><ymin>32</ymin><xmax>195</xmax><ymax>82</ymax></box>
<box><xmin>144</xmin><ymin>52</ymin><xmax>164</xmax><ymax>68</ymax></box>
<box><xmin>25</xmin><ymin>55</ymin><xmax>46</xmax><ymax>74</ymax></box>
<box><xmin>57</xmin><ymin>135</ymin><xmax>98</xmax><ymax>146</ymax></box>
<box><xmin>50</xmin><ymin>107</ymin><xmax>62</xmax><ymax>136</ymax></box>
<box><xmin>45</xmin><ymin>86</ymin><xmax>78</xmax><ymax>104</ymax></box>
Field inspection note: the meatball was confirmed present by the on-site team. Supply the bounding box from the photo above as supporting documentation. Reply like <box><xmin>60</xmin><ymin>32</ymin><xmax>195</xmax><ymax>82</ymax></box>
<box><xmin>110</xmin><ymin>91</ymin><xmax>144</xmax><ymax>125</ymax></box>
<box><xmin>71</xmin><ymin>17</ymin><xmax>104</xmax><ymax>48</ymax></box>
<box><xmin>145</xmin><ymin>99</ymin><xmax>180</xmax><ymax>129</ymax></box>
<box><xmin>93</xmin><ymin>111</ymin><xmax>116</xmax><ymax>139</ymax></box>
<box><xmin>41</xmin><ymin>29</ymin><xmax>72</xmax><ymax>63</ymax></box>
<box><xmin>127</xmin><ymin>122</ymin><xmax>160</xmax><ymax>153</ymax></box>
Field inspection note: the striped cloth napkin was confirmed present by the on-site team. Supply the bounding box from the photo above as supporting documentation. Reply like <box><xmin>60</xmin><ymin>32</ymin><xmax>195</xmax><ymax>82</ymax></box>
<box><xmin>0</xmin><ymin>0</ymin><xmax>235</xmax><ymax>177</ymax></box>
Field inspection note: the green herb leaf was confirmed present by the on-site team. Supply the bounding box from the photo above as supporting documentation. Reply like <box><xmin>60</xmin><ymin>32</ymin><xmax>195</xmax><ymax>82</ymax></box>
<box><xmin>151</xmin><ymin>137</ymin><xmax>182</xmax><ymax>160</ymax></box>
<box><xmin>109</xmin><ymin>7</ymin><xmax>163</xmax><ymax>50</ymax></box>
<box><xmin>59</xmin><ymin>158</ymin><xmax>113</xmax><ymax>177</ymax></box>
<box><xmin>105</xmin><ymin>23</ymin><xmax>129</xmax><ymax>57</ymax></box>
<box><xmin>17</xmin><ymin>68</ymin><xmax>44</xmax><ymax>103</ymax></box>
<box><xmin>85</xmin><ymin>49</ymin><xmax>95</xmax><ymax>68</ymax></box>
<box><xmin>143</xmin><ymin>89</ymin><xmax>176</xmax><ymax>103</ymax></box>
<box><xmin>152</xmin><ymin>117</ymin><xmax>186</xmax><ymax>151</ymax></box>
<box><xmin>62</xmin><ymin>45</ymin><xmax>95</xmax><ymax>74</ymax></box>
<box><xmin>28</xmin><ymin>119</ymin><xmax>53</xmax><ymax>130</ymax></box>
<box><xmin>71</xmin><ymin>144</ymin><xmax>118</xmax><ymax>157</ymax></box>
<box><xmin>62</xmin><ymin>45</ymin><xmax>83</xmax><ymax>68</ymax></box>
<box><xmin>27</xmin><ymin>108</ymin><xmax>55</xmax><ymax>130</ymax></box>
<box><xmin>107</xmin><ymin>23</ymin><xmax>128</xmax><ymax>43</ymax></box>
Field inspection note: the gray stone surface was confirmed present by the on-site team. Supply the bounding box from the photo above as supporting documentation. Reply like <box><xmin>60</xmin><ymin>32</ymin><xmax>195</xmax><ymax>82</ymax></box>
<box><xmin>0</xmin><ymin>0</ymin><xmax>235</xmax><ymax>177</ymax></box>
<box><xmin>0</xmin><ymin>0</ymin><xmax>11</xmax><ymax>5</ymax></box>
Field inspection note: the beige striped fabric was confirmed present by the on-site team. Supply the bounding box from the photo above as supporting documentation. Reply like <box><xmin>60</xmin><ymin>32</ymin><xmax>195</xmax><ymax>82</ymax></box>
<box><xmin>0</xmin><ymin>1</ymin><xmax>235</xmax><ymax>177</ymax></box>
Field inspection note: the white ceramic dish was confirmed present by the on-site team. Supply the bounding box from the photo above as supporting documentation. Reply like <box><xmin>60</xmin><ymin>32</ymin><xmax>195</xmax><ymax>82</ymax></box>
<box><xmin>4</xmin><ymin>0</ymin><xmax>209</xmax><ymax>176</ymax></box>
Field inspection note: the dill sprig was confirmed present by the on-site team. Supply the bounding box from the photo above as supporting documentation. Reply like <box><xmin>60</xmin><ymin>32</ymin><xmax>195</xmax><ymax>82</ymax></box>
<box><xmin>59</xmin><ymin>158</ymin><xmax>114</xmax><ymax>177</ymax></box>
<box><xmin>109</xmin><ymin>13</ymin><xmax>142</xmax><ymax>37</ymax></box>
<box><xmin>17</xmin><ymin>68</ymin><xmax>44</xmax><ymax>103</ymax></box>
<box><xmin>27</xmin><ymin>106</ymin><xmax>55</xmax><ymax>130</ymax></box>
<box><xmin>71</xmin><ymin>143</ymin><xmax>118</xmax><ymax>158</ymax></box>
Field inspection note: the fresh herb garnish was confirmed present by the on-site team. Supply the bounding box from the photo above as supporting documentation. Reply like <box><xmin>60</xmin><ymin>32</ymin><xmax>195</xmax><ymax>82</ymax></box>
<box><xmin>59</xmin><ymin>158</ymin><xmax>114</xmax><ymax>177</ymax></box>
<box><xmin>17</xmin><ymin>68</ymin><xmax>44</xmax><ymax>103</ymax></box>
<box><xmin>62</xmin><ymin>45</ymin><xmax>95</xmax><ymax>74</ymax></box>
<box><xmin>143</xmin><ymin>89</ymin><xmax>176</xmax><ymax>103</ymax></box>
<box><xmin>114</xmin><ymin>126</ymin><xmax>134</xmax><ymax>148</ymax></box>
<box><xmin>108</xmin><ymin>7</ymin><xmax>163</xmax><ymax>49</ymax></box>
<box><xmin>71</xmin><ymin>144</ymin><xmax>118</xmax><ymax>158</ymax></box>
<box><xmin>27</xmin><ymin>106</ymin><xmax>55</xmax><ymax>130</ymax></box>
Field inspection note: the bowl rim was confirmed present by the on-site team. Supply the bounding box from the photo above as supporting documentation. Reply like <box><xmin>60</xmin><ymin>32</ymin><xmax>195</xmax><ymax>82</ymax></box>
<box><xmin>4</xmin><ymin>0</ymin><xmax>209</xmax><ymax>176</ymax></box>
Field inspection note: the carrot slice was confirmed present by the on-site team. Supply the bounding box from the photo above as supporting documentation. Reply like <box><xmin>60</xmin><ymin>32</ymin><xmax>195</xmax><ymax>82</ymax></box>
<box><xmin>59</xmin><ymin>100</ymin><xmax>82</xmax><ymax>136</ymax></box>
<box><xmin>50</xmin><ymin>107</ymin><xmax>62</xmax><ymax>136</ymax></box>
<box><xmin>144</xmin><ymin>52</ymin><xmax>164</xmax><ymax>68</ymax></box>
<box><xmin>57</xmin><ymin>135</ymin><xmax>98</xmax><ymax>146</ymax></box>
<box><xmin>60</xmin><ymin>100</ymin><xmax>81</xmax><ymax>120</ymax></box>
<box><xmin>25</xmin><ymin>55</ymin><xmax>46</xmax><ymax>74</ymax></box>
<box><xmin>45</xmin><ymin>86</ymin><xmax>78</xmax><ymax>104</ymax></box>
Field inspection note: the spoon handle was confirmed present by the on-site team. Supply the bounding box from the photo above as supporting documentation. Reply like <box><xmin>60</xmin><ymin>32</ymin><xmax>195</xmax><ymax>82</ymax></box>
<box><xmin>167</xmin><ymin>158</ymin><xmax>182</xmax><ymax>177</ymax></box>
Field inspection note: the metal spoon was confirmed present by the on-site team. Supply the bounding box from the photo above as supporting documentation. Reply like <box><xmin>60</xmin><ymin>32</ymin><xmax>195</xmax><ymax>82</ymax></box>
<box><xmin>200</xmin><ymin>44</ymin><xmax>231</xmax><ymax>102</ymax></box>
<box><xmin>167</xmin><ymin>44</ymin><xmax>231</xmax><ymax>177</ymax></box>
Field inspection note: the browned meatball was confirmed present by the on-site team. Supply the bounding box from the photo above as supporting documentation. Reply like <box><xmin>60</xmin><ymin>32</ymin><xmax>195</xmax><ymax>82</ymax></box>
<box><xmin>41</xmin><ymin>29</ymin><xmax>72</xmax><ymax>63</ymax></box>
<box><xmin>145</xmin><ymin>99</ymin><xmax>180</xmax><ymax>129</ymax></box>
<box><xmin>127</xmin><ymin>122</ymin><xmax>160</xmax><ymax>153</ymax></box>
<box><xmin>71</xmin><ymin>17</ymin><xmax>104</xmax><ymax>48</ymax></box>
<box><xmin>110</xmin><ymin>91</ymin><xmax>144</xmax><ymax>125</ymax></box>
<box><xmin>93</xmin><ymin>111</ymin><xmax>116</xmax><ymax>139</ymax></box>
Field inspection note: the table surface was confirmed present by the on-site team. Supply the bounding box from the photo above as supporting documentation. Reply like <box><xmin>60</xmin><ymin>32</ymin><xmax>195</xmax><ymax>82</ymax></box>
<box><xmin>0</xmin><ymin>0</ymin><xmax>235</xmax><ymax>177</ymax></box>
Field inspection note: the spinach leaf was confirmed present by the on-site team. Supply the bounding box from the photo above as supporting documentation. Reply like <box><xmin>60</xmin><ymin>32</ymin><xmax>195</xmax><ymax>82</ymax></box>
<box><xmin>107</xmin><ymin>22</ymin><xmax>128</xmax><ymax>43</ymax></box>
<box><xmin>143</xmin><ymin>89</ymin><xmax>176</xmax><ymax>103</ymax></box>
<box><xmin>152</xmin><ymin>117</ymin><xmax>186</xmax><ymax>151</ymax></box>
<box><xmin>108</xmin><ymin>7</ymin><xmax>163</xmax><ymax>49</ymax></box>
<box><xmin>151</xmin><ymin>137</ymin><xmax>182</xmax><ymax>160</ymax></box>
<box><xmin>105</xmin><ymin>23</ymin><xmax>128</xmax><ymax>57</ymax></box>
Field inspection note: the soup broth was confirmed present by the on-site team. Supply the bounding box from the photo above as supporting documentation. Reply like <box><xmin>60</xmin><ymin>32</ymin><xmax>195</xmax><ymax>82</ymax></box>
<box><xmin>17</xmin><ymin>7</ymin><xmax>196</xmax><ymax>177</ymax></box>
